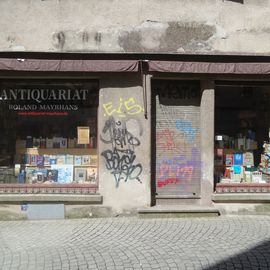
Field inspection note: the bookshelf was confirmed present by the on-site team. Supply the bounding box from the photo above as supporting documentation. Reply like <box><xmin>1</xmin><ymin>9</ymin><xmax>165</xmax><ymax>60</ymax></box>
<box><xmin>15</xmin><ymin>144</ymin><xmax>98</xmax><ymax>184</ymax></box>
<box><xmin>16</xmin><ymin>147</ymin><xmax>97</xmax><ymax>156</ymax></box>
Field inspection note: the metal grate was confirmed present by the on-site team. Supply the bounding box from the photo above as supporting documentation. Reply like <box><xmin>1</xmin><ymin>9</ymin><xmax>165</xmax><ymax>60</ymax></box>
<box><xmin>153</xmin><ymin>80</ymin><xmax>201</xmax><ymax>197</ymax></box>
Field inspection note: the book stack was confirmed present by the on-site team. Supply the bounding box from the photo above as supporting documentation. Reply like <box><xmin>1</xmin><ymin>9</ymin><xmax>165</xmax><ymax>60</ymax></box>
<box><xmin>220</xmin><ymin>150</ymin><xmax>266</xmax><ymax>183</ymax></box>
<box><xmin>260</xmin><ymin>142</ymin><xmax>270</xmax><ymax>175</ymax></box>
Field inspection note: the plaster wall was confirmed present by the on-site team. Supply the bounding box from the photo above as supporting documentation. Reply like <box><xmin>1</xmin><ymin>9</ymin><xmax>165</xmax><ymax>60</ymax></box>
<box><xmin>200</xmin><ymin>81</ymin><xmax>215</xmax><ymax>205</ymax></box>
<box><xmin>98</xmin><ymin>74</ymin><xmax>151</xmax><ymax>212</ymax></box>
<box><xmin>0</xmin><ymin>0</ymin><xmax>269</xmax><ymax>54</ymax></box>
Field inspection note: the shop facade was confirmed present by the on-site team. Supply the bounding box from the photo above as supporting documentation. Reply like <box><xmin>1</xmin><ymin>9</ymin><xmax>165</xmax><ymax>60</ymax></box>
<box><xmin>0</xmin><ymin>55</ymin><xmax>270</xmax><ymax>217</ymax></box>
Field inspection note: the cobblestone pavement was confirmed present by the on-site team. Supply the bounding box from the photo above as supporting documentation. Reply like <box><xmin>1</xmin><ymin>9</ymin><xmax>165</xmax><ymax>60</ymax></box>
<box><xmin>0</xmin><ymin>216</ymin><xmax>270</xmax><ymax>270</ymax></box>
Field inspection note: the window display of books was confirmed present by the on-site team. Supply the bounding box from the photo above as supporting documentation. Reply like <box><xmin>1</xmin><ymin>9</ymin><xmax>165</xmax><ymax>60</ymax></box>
<box><xmin>218</xmin><ymin>151</ymin><xmax>266</xmax><ymax>184</ymax></box>
<box><xmin>15</xmin><ymin>153</ymin><xmax>97</xmax><ymax>185</ymax></box>
<box><xmin>214</xmin><ymin>131</ymin><xmax>267</xmax><ymax>184</ymax></box>
<box><xmin>259</xmin><ymin>142</ymin><xmax>270</xmax><ymax>176</ymax></box>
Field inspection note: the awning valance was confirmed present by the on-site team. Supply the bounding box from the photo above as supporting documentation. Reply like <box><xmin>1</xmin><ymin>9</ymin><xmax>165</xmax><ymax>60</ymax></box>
<box><xmin>1</xmin><ymin>57</ymin><xmax>270</xmax><ymax>75</ymax></box>
<box><xmin>148</xmin><ymin>61</ymin><xmax>270</xmax><ymax>74</ymax></box>
<box><xmin>0</xmin><ymin>58</ymin><xmax>139</xmax><ymax>72</ymax></box>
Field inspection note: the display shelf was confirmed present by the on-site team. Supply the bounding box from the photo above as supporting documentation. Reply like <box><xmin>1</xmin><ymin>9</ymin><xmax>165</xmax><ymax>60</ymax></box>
<box><xmin>16</xmin><ymin>148</ymin><xmax>97</xmax><ymax>155</ymax></box>
<box><xmin>23</xmin><ymin>164</ymin><xmax>97</xmax><ymax>168</ymax></box>
<box><xmin>73</xmin><ymin>165</ymin><xmax>97</xmax><ymax>167</ymax></box>
<box><xmin>23</xmin><ymin>165</ymin><xmax>51</xmax><ymax>167</ymax></box>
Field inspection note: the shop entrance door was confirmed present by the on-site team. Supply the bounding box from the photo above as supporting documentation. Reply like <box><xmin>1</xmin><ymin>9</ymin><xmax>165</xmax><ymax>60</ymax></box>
<box><xmin>152</xmin><ymin>80</ymin><xmax>201</xmax><ymax>198</ymax></box>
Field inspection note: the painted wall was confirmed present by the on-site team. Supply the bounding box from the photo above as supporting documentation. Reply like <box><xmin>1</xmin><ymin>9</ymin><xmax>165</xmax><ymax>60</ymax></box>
<box><xmin>98</xmin><ymin>74</ymin><xmax>151</xmax><ymax>212</ymax></box>
<box><xmin>200</xmin><ymin>81</ymin><xmax>215</xmax><ymax>205</ymax></box>
<box><xmin>0</xmin><ymin>0</ymin><xmax>270</xmax><ymax>54</ymax></box>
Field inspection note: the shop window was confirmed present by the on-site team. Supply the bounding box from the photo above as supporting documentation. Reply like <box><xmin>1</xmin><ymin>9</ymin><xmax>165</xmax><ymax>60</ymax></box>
<box><xmin>0</xmin><ymin>80</ymin><xmax>99</xmax><ymax>186</ymax></box>
<box><xmin>214</xmin><ymin>82</ymin><xmax>270</xmax><ymax>190</ymax></box>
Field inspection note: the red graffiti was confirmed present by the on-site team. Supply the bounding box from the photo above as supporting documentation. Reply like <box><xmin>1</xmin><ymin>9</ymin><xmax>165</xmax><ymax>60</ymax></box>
<box><xmin>159</xmin><ymin>164</ymin><xmax>194</xmax><ymax>182</ymax></box>
<box><xmin>157</xmin><ymin>178</ymin><xmax>180</xmax><ymax>188</ymax></box>
<box><xmin>156</xmin><ymin>129</ymin><xmax>178</xmax><ymax>151</ymax></box>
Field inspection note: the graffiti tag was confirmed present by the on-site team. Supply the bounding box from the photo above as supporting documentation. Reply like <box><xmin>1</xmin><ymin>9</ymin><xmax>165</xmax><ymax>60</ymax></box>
<box><xmin>175</xmin><ymin>120</ymin><xmax>197</xmax><ymax>142</ymax></box>
<box><xmin>157</xmin><ymin>149</ymin><xmax>202</xmax><ymax>188</ymax></box>
<box><xmin>103</xmin><ymin>97</ymin><xmax>144</xmax><ymax>117</ymax></box>
<box><xmin>100</xmin><ymin>116</ymin><xmax>143</xmax><ymax>187</ymax></box>
<box><xmin>157</xmin><ymin>178</ymin><xmax>180</xmax><ymax>188</ymax></box>
<box><xmin>156</xmin><ymin>129</ymin><xmax>179</xmax><ymax>151</ymax></box>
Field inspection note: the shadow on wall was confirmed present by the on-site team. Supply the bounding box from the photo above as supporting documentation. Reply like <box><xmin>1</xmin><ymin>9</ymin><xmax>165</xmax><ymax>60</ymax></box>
<box><xmin>100</xmin><ymin>74</ymin><xmax>142</xmax><ymax>89</ymax></box>
<box><xmin>227</xmin><ymin>0</ymin><xmax>244</xmax><ymax>3</ymax></box>
<box><xmin>203</xmin><ymin>239</ymin><xmax>270</xmax><ymax>269</ymax></box>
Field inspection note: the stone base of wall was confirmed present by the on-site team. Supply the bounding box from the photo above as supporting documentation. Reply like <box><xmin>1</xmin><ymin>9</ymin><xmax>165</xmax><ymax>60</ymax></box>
<box><xmin>0</xmin><ymin>184</ymin><xmax>98</xmax><ymax>194</ymax></box>
<box><xmin>216</xmin><ymin>183</ymin><xmax>270</xmax><ymax>193</ymax></box>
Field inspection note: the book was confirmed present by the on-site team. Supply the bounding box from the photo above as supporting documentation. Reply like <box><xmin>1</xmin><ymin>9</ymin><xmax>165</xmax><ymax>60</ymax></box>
<box><xmin>224</xmin><ymin>167</ymin><xmax>231</xmax><ymax>179</ymax></box>
<box><xmin>225</xmin><ymin>154</ymin><xmax>234</xmax><ymax>166</ymax></box>
<box><xmin>49</xmin><ymin>156</ymin><xmax>57</xmax><ymax>165</ymax></box>
<box><xmin>90</xmin><ymin>156</ymin><xmax>97</xmax><ymax>166</ymax></box>
<box><xmin>252</xmin><ymin>172</ymin><xmax>263</xmax><ymax>183</ymax></box>
<box><xmin>86</xmin><ymin>167</ymin><xmax>97</xmax><ymax>183</ymax></box>
<box><xmin>243</xmin><ymin>152</ymin><xmax>254</xmax><ymax>166</ymax></box>
<box><xmin>44</xmin><ymin>155</ymin><xmax>50</xmax><ymax>166</ymax></box>
<box><xmin>21</xmin><ymin>154</ymin><xmax>29</xmax><ymax>165</ymax></box>
<box><xmin>68</xmin><ymin>138</ymin><xmax>76</xmax><ymax>148</ymax></box>
<box><xmin>237</xmin><ymin>138</ymin><xmax>245</xmax><ymax>151</ymax></box>
<box><xmin>40</xmin><ymin>138</ymin><xmax>46</xmax><ymax>148</ymax></box>
<box><xmin>81</xmin><ymin>155</ymin><xmax>91</xmax><ymax>165</ymax></box>
<box><xmin>234</xmin><ymin>153</ymin><xmax>243</xmax><ymax>165</ymax></box>
<box><xmin>17</xmin><ymin>170</ymin><xmax>26</xmax><ymax>184</ymax></box>
<box><xmin>65</xmin><ymin>155</ymin><xmax>74</xmax><ymax>165</ymax></box>
<box><xmin>233</xmin><ymin>165</ymin><xmax>242</xmax><ymax>174</ymax></box>
<box><xmin>60</xmin><ymin>138</ymin><xmax>67</xmax><ymax>148</ymax></box>
<box><xmin>46</xmin><ymin>169</ymin><xmax>58</xmax><ymax>182</ymax></box>
<box><xmin>216</xmin><ymin>148</ymin><xmax>224</xmax><ymax>156</ymax></box>
<box><xmin>51</xmin><ymin>165</ymin><xmax>73</xmax><ymax>183</ymax></box>
<box><xmin>14</xmin><ymin>164</ymin><xmax>21</xmax><ymax>176</ymax></box>
<box><xmin>74</xmin><ymin>156</ymin><xmax>82</xmax><ymax>166</ymax></box>
<box><xmin>77</xmin><ymin>126</ymin><xmax>90</xmax><ymax>144</ymax></box>
<box><xmin>53</xmin><ymin>137</ymin><xmax>61</xmax><ymax>148</ymax></box>
<box><xmin>36</xmin><ymin>169</ymin><xmax>48</xmax><ymax>182</ymax></box>
<box><xmin>46</xmin><ymin>138</ymin><xmax>53</xmax><ymax>148</ymax></box>
<box><xmin>25</xmin><ymin>168</ymin><xmax>38</xmax><ymax>184</ymax></box>
<box><xmin>244</xmin><ymin>171</ymin><xmax>252</xmax><ymax>183</ymax></box>
<box><xmin>36</xmin><ymin>155</ymin><xmax>44</xmax><ymax>166</ymax></box>
<box><xmin>29</xmin><ymin>154</ymin><xmax>37</xmax><ymax>165</ymax></box>
<box><xmin>75</xmin><ymin>168</ymin><xmax>87</xmax><ymax>183</ymax></box>
<box><xmin>56</xmin><ymin>155</ymin><xmax>65</xmax><ymax>165</ymax></box>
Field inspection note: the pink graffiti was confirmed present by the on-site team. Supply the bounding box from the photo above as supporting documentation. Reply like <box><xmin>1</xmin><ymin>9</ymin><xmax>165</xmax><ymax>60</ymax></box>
<box><xmin>156</xmin><ymin>129</ymin><xmax>178</xmax><ymax>151</ymax></box>
<box><xmin>157</xmin><ymin>178</ymin><xmax>180</xmax><ymax>188</ymax></box>
<box><xmin>159</xmin><ymin>164</ymin><xmax>194</xmax><ymax>182</ymax></box>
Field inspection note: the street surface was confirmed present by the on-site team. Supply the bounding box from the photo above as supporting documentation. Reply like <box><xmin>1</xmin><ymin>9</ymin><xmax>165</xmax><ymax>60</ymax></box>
<box><xmin>0</xmin><ymin>216</ymin><xmax>270</xmax><ymax>270</ymax></box>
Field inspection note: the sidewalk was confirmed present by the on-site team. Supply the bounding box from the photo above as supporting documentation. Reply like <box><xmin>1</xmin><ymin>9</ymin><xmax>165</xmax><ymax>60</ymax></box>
<box><xmin>0</xmin><ymin>216</ymin><xmax>270</xmax><ymax>269</ymax></box>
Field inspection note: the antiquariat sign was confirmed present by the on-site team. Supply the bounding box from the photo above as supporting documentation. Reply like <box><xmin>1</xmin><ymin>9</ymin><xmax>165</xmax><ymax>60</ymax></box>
<box><xmin>0</xmin><ymin>88</ymin><xmax>90</xmax><ymax>111</ymax></box>
<box><xmin>0</xmin><ymin>88</ymin><xmax>89</xmax><ymax>103</ymax></box>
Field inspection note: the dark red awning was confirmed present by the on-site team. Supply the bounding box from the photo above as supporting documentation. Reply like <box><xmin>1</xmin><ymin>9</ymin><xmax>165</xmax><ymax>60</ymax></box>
<box><xmin>1</xmin><ymin>57</ymin><xmax>270</xmax><ymax>75</ymax></box>
<box><xmin>0</xmin><ymin>58</ymin><xmax>139</xmax><ymax>72</ymax></box>
<box><xmin>148</xmin><ymin>61</ymin><xmax>270</xmax><ymax>74</ymax></box>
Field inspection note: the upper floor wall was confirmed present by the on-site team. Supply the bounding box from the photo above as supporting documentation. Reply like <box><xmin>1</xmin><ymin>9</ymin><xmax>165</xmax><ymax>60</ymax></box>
<box><xmin>1</xmin><ymin>0</ymin><xmax>269</xmax><ymax>54</ymax></box>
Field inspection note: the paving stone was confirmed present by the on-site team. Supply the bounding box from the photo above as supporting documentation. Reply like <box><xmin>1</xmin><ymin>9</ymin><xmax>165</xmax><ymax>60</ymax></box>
<box><xmin>0</xmin><ymin>216</ymin><xmax>270</xmax><ymax>270</ymax></box>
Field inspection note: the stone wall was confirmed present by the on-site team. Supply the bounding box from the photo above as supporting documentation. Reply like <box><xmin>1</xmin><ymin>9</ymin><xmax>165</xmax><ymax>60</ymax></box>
<box><xmin>0</xmin><ymin>0</ymin><xmax>269</xmax><ymax>54</ymax></box>
<box><xmin>98</xmin><ymin>74</ymin><xmax>151</xmax><ymax>212</ymax></box>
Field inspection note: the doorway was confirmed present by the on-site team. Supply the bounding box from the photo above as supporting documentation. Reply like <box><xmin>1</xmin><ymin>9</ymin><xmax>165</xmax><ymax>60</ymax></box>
<box><xmin>151</xmin><ymin>79</ymin><xmax>202</xmax><ymax>200</ymax></box>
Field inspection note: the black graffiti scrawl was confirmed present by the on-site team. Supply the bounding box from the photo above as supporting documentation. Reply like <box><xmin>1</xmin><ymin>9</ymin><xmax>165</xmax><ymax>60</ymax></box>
<box><xmin>100</xmin><ymin>116</ymin><xmax>143</xmax><ymax>188</ymax></box>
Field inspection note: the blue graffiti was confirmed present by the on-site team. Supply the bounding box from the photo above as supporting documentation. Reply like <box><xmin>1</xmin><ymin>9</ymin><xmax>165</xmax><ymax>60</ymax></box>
<box><xmin>175</xmin><ymin>120</ymin><xmax>197</xmax><ymax>142</ymax></box>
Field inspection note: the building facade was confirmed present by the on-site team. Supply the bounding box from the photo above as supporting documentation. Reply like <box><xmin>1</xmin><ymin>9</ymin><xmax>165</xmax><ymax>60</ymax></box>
<box><xmin>0</xmin><ymin>0</ymin><xmax>270</xmax><ymax>218</ymax></box>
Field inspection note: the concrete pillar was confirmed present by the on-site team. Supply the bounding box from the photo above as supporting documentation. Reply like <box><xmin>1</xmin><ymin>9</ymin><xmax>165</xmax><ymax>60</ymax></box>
<box><xmin>98</xmin><ymin>74</ymin><xmax>151</xmax><ymax>213</ymax></box>
<box><xmin>200</xmin><ymin>80</ymin><xmax>215</xmax><ymax>205</ymax></box>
